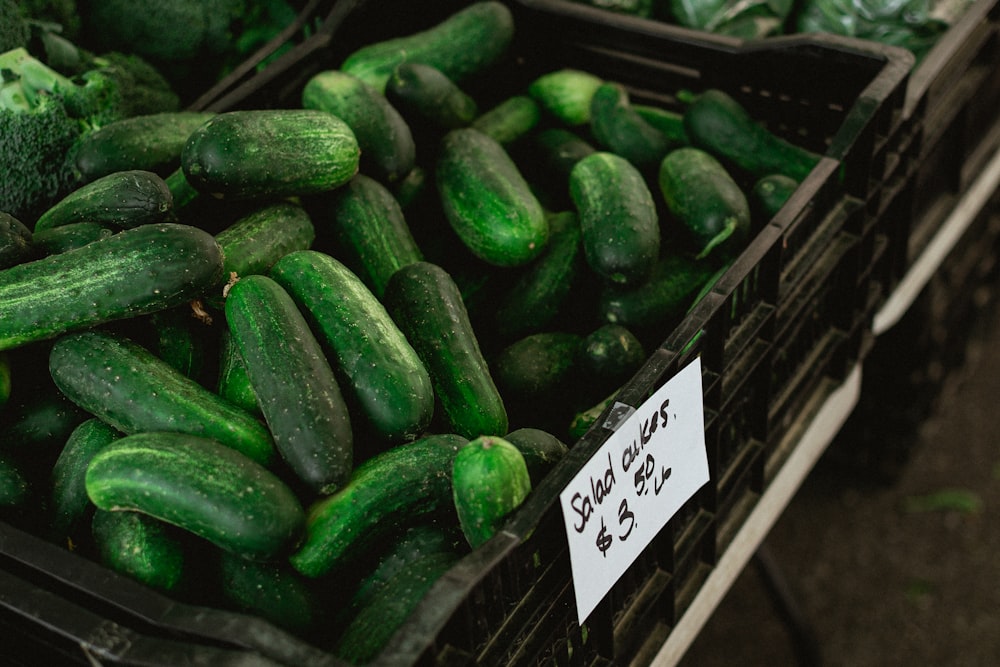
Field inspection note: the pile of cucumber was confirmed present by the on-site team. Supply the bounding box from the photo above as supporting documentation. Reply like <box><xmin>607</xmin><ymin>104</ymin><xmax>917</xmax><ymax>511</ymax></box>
<box><xmin>0</xmin><ymin>1</ymin><xmax>824</xmax><ymax>661</ymax></box>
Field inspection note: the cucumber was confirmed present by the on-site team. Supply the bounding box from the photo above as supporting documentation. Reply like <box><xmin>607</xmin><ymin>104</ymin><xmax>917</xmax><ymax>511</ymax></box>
<box><xmin>339</xmin><ymin>1</ymin><xmax>515</xmax><ymax>94</ymax></box>
<box><xmin>384</xmin><ymin>62</ymin><xmax>478</xmax><ymax>131</ymax></box>
<box><xmin>471</xmin><ymin>95</ymin><xmax>541</xmax><ymax>145</ymax></box>
<box><xmin>658</xmin><ymin>146</ymin><xmax>751</xmax><ymax>259</ymax></box>
<box><xmin>0</xmin><ymin>223</ymin><xmax>224</xmax><ymax>352</ymax></box>
<box><xmin>523</xmin><ymin>128</ymin><xmax>597</xmax><ymax>208</ymax></box>
<box><xmin>503</xmin><ymin>427</ymin><xmax>569</xmax><ymax>486</ymax></box>
<box><xmin>528</xmin><ymin>68</ymin><xmax>604</xmax><ymax>126</ymax></box>
<box><xmin>33</xmin><ymin>170</ymin><xmax>173</xmax><ymax>232</ymax></box>
<box><xmin>683</xmin><ymin>88</ymin><xmax>822</xmax><ymax>182</ymax></box>
<box><xmin>144</xmin><ymin>307</ymin><xmax>212</xmax><ymax>382</ymax></box>
<box><xmin>451</xmin><ymin>435</ymin><xmax>531</xmax><ymax>548</ymax></box>
<box><xmin>289</xmin><ymin>432</ymin><xmax>469</xmax><ymax>578</ymax></box>
<box><xmin>182</xmin><ymin>109</ymin><xmax>360</xmax><ymax>201</ymax></box>
<box><xmin>84</xmin><ymin>431</ymin><xmax>305</xmax><ymax>560</ymax></box>
<box><xmin>218</xmin><ymin>551</ymin><xmax>316</xmax><ymax>634</ymax></box>
<box><xmin>224</xmin><ymin>274</ymin><xmax>353</xmax><ymax>495</ymax></box>
<box><xmin>301</xmin><ymin>70</ymin><xmax>415</xmax><ymax>184</ymax></box>
<box><xmin>580</xmin><ymin>323</ymin><xmax>647</xmax><ymax>389</ymax></box>
<box><xmin>589</xmin><ymin>82</ymin><xmax>675</xmax><ymax>169</ymax></box>
<box><xmin>383</xmin><ymin>262</ymin><xmax>508</xmax><ymax>440</ymax></box>
<box><xmin>569</xmin><ymin>151</ymin><xmax>660</xmax><ymax>286</ymax></box>
<box><xmin>31</xmin><ymin>222</ymin><xmax>115</xmax><ymax>255</ymax></box>
<box><xmin>633</xmin><ymin>104</ymin><xmax>690</xmax><ymax>145</ymax></box>
<box><xmin>319</xmin><ymin>174</ymin><xmax>424</xmax><ymax>298</ymax></box>
<box><xmin>50</xmin><ymin>417</ymin><xmax>121</xmax><ymax>542</ymax></box>
<box><xmin>91</xmin><ymin>508</ymin><xmax>187</xmax><ymax>593</ymax></box>
<box><xmin>214</xmin><ymin>200</ymin><xmax>316</xmax><ymax>284</ymax></box>
<box><xmin>48</xmin><ymin>329</ymin><xmax>276</xmax><ymax>466</ymax></box>
<box><xmin>72</xmin><ymin>111</ymin><xmax>216</xmax><ymax>182</ymax></box>
<box><xmin>269</xmin><ymin>250</ymin><xmax>434</xmax><ymax>446</ymax></box>
<box><xmin>215</xmin><ymin>329</ymin><xmax>259</xmax><ymax>416</ymax></box>
<box><xmin>436</xmin><ymin>127</ymin><xmax>548</xmax><ymax>268</ymax></box>
<box><xmin>751</xmin><ymin>173</ymin><xmax>800</xmax><ymax>222</ymax></box>
<box><xmin>0</xmin><ymin>212</ymin><xmax>34</xmax><ymax>270</ymax></box>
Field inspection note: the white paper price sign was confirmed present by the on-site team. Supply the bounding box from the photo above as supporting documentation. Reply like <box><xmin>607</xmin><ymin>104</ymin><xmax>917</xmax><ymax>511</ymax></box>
<box><xmin>559</xmin><ymin>357</ymin><xmax>709</xmax><ymax>625</ymax></box>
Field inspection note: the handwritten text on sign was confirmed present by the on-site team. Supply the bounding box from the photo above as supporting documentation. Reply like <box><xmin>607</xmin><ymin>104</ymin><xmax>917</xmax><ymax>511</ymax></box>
<box><xmin>559</xmin><ymin>357</ymin><xmax>708</xmax><ymax>625</ymax></box>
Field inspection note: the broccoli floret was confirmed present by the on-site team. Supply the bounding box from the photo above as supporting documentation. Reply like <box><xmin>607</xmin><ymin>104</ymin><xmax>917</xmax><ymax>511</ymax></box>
<box><xmin>0</xmin><ymin>1</ymin><xmax>31</xmax><ymax>53</ymax></box>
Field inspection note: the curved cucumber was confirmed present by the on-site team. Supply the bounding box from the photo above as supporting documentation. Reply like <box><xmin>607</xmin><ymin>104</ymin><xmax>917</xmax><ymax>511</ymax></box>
<box><xmin>452</xmin><ymin>435</ymin><xmax>531</xmax><ymax>548</ymax></box>
<box><xmin>91</xmin><ymin>508</ymin><xmax>186</xmax><ymax>593</ymax></box>
<box><xmin>50</xmin><ymin>417</ymin><xmax>122</xmax><ymax>541</ymax></box>
<box><xmin>33</xmin><ymin>170</ymin><xmax>173</xmax><ymax>232</ymax></box>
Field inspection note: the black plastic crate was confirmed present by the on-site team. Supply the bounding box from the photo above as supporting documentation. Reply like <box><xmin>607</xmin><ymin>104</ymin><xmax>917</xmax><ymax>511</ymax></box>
<box><xmin>0</xmin><ymin>1</ymin><xmax>915</xmax><ymax>666</ymax></box>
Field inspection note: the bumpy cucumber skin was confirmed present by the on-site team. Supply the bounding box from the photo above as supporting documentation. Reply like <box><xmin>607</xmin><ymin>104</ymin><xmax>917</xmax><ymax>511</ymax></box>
<box><xmin>0</xmin><ymin>213</ymin><xmax>33</xmax><ymax>270</ymax></box>
<box><xmin>322</xmin><ymin>174</ymin><xmax>424</xmax><ymax>298</ymax></box>
<box><xmin>383</xmin><ymin>262</ymin><xmax>508</xmax><ymax>440</ymax></box>
<box><xmin>289</xmin><ymin>433</ymin><xmax>469</xmax><ymax>578</ymax></box>
<box><xmin>214</xmin><ymin>200</ymin><xmax>316</xmax><ymax>282</ymax></box>
<box><xmin>436</xmin><ymin>128</ymin><xmax>549</xmax><ymax>268</ymax></box>
<box><xmin>339</xmin><ymin>1</ymin><xmax>515</xmax><ymax>93</ymax></box>
<box><xmin>219</xmin><ymin>551</ymin><xmax>316</xmax><ymax>634</ymax></box>
<box><xmin>503</xmin><ymin>427</ymin><xmax>569</xmax><ymax>486</ymax></box>
<box><xmin>493</xmin><ymin>332</ymin><xmax>584</xmax><ymax>399</ymax></box>
<box><xmin>85</xmin><ymin>431</ymin><xmax>305</xmax><ymax>560</ymax></box>
<box><xmin>529</xmin><ymin>68</ymin><xmax>605</xmax><ymax>126</ymax></box>
<box><xmin>751</xmin><ymin>173</ymin><xmax>800</xmax><ymax>221</ymax></box>
<box><xmin>270</xmin><ymin>250</ymin><xmax>433</xmax><ymax>445</ymax></box>
<box><xmin>471</xmin><ymin>95</ymin><xmax>541</xmax><ymax>145</ymax></box>
<box><xmin>570</xmin><ymin>151</ymin><xmax>660</xmax><ymax>286</ymax></box>
<box><xmin>452</xmin><ymin>435</ymin><xmax>531</xmax><ymax>548</ymax></box>
<box><xmin>91</xmin><ymin>508</ymin><xmax>186</xmax><ymax>592</ymax></box>
<box><xmin>225</xmin><ymin>275</ymin><xmax>353</xmax><ymax>494</ymax></box>
<box><xmin>301</xmin><ymin>70</ymin><xmax>415</xmax><ymax>184</ymax></box>
<box><xmin>0</xmin><ymin>223</ymin><xmax>224</xmax><ymax>352</ymax></box>
<box><xmin>385</xmin><ymin>62</ymin><xmax>479</xmax><ymax>131</ymax></box>
<box><xmin>589</xmin><ymin>82</ymin><xmax>675</xmax><ymax>169</ymax></box>
<box><xmin>182</xmin><ymin>109</ymin><xmax>360</xmax><ymax>201</ymax></box>
<box><xmin>48</xmin><ymin>330</ymin><xmax>276</xmax><ymax>466</ymax></box>
<box><xmin>33</xmin><ymin>170</ymin><xmax>173</xmax><ymax>232</ymax></box>
<box><xmin>50</xmin><ymin>417</ymin><xmax>121</xmax><ymax>541</ymax></box>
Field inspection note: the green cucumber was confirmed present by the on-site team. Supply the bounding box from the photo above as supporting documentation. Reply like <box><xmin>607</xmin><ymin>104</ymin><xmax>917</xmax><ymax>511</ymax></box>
<box><xmin>436</xmin><ymin>127</ymin><xmax>548</xmax><ymax>268</ymax></box>
<box><xmin>31</xmin><ymin>222</ymin><xmax>115</xmax><ymax>255</ymax></box>
<box><xmin>214</xmin><ymin>200</ymin><xmax>316</xmax><ymax>284</ymax></box>
<box><xmin>658</xmin><ymin>146</ymin><xmax>751</xmax><ymax>259</ymax></box>
<box><xmin>523</xmin><ymin>128</ymin><xmax>597</xmax><ymax>208</ymax></box>
<box><xmin>72</xmin><ymin>111</ymin><xmax>215</xmax><ymax>182</ymax></box>
<box><xmin>0</xmin><ymin>212</ymin><xmax>35</xmax><ymax>270</ymax></box>
<box><xmin>225</xmin><ymin>274</ymin><xmax>353</xmax><ymax>495</ymax></box>
<box><xmin>320</xmin><ymin>173</ymin><xmax>424</xmax><ymax>298</ymax></box>
<box><xmin>451</xmin><ymin>435</ymin><xmax>531</xmax><ymax>548</ymax></box>
<box><xmin>215</xmin><ymin>329</ymin><xmax>259</xmax><ymax>416</ymax></box>
<box><xmin>289</xmin><ymin>432</ymin><xmax>469</xmax><ymax>578</ymax></box>
<box><xmin>633</xmin><ymin>104</ymin><xmax>690</xmax><ymax>145</ymax></box>
<box><xmin>48</xmin><ymin>330</ymin><xmax>276</xmax><ymax>466</ymax></box>
<box><xmin>385</xmin><ymin>62</ymin><xmax>478</xmax><ymax>131</ymax></box>
<box><xmin>589</xmin><ymin>82</ymin><xmax>675</xmax><ymax>169</ymax></box>
<box><xmin>33</xmin><ymin>170</ymin><xmax>173</xmax><ymax>232</ymax></box>
<box><xmin>580</xmin><ymin>323</ymin><xmax>647</xmax><ymax>388</ymax></box>
<box><xmin>683</xmin><ymin>88</ymin><xmax>822</xmax><ymax>182</ymax></box>
<box><xmin>50</xmin><ymin>417</ymin><xmax>121</xmax><ymax>542</ymax></box>
<box><xmin>383</xmin><ymin>261</ymin><xmax>508</xmax><ymax>439</ymax></box>
<box><xmin>528</xmin><ymin>68</ymin><xmax>604</xmax><ymax>126</ymax></box>
<box><xmin>301</xmin><ymin>70</ymin><xmax>415</xmax><ymax>184</ymax></box>
<box><xmin>503</xmin><ymin>427</ymin><xmax>569</xmax><ymax>486</ymax></box>
<box><xmin>144</xmin><ymin>307</ymin><xmax>212</xmax><ymax>382</ymax></box>
<box><xmin>85</xmin><ymin>431</ymin><xmax>305</xmax><ymax>560</ymax></box>
<box><xmin>218</xmin><ymin>551</ymin><xmax>316</xmax><ymax>634</ymax></box>
<box><xmin>91</xmin><ymin>508</ymin><xmax>186</xmax><ymax>593</ymax></box>
<box><xmin>471</xmin><ymin>95</ymin><xmax>541</xmax><ymax>145</ymax></box>
<box><xmin>751</xmin><ymin>173</ymin><xmax>800</xmax><ymax>221</ymax></box>
<box><xmin>270</xmin><ymin>250</ymin><xmax>434</xmax><ymax>446</ymax></box>
<box><xmin>570</xmin><ymin>151</ymin><xmax>660</xmax><ymax>286</ymax></box>
<box><xmin>0</xmin><ymin>223</ymin><xmax>224</xmax><ymax>352</ymax></box>
<box><xmin>339</xmin><ymin>1</ymin><xmax>515</xmax><ymax>94</ymax></box>
<box><xmin>182</xmin><ymin>109</ymin><xmax>360</xmax><ymax>201</ymax></box>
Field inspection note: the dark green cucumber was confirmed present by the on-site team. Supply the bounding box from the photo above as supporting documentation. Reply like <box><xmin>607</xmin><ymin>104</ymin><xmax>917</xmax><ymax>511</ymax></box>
<box><xmin>589</xmin><ymin>82</ymin><xmax>676</xmax><ymax>169</ymax></box>
<box><xmin>91</xmin><ymin>508</ymin><xmax>186</xmax><ymax>592</ymax></box>
<box><xmin>633</xmin><ymin>104</ymin><xmax>690</xmax><ymax>145</ymax></box>
<box><xmin>339</xmin><ymin>1</ymin><xmax>515</xmax><ymax>94</ymax></box>
<box><xmin>451</xmin><ymin>435</ymin><xmax>531</xmax><ymax>548</ymax></box>
<box><xmin>529</xmin><ymin>68</ymin><xmax>605</xmax><ymax>126</ymax></box>
<box><xmin>214</xmin><ymin>200</ymin><xmax>316</xmax><ymax>284</ymax></box>
<box><xmin>224</xmin><ymin>274</ymin><xmax>353</xmax><ymax>494</ymax></box>
<box><xmin>0</xmin><ymin>213</ymin><xmax>34</xmax><ymax>270</ymax></box>
<box><xmin>182</xmin><ymin>109</ymin><xmax>360</xmax><ymax>201</ymax></box>
<box><xmin>503</xmin><ymin>427</ymin><xmax>569</xmax><ymax>486</ymax></box>
<box><xmin>72</xmin><ymin>111</ymin><xmax>216</xmax><ymax>182</ymax></box>
<box><xmin>145</xmin><ymin>307</ymin><xmax>212</xmax><ymax>382</ymax></box>
<box><xmin>683</xmin><ymin>88</ymin><xmax>823</xmax><ymax>182</ymax></box>
<box><xmin>570</xmin><ymin>151</ymin><xmax>660</xmax><ymax>286</ymax></box>
<box><xmin>48</xmin><ymin>330</ymin><xmax>276</xmax><ymax>466</ymax></box>
<box><xmin>580</xmin><ymin>323</ymin><xmax>647</xmax><ymax>388</ymax></box>
<box><xmin>0</xmin><ymin>223</ymin><xmax>224</xmax><ymax>352</ymax></box>
<box><xmin>471</xmin><ymin>95</ymin><xmax>541</xmax><ymax>145</ymax></box>
<box><xmin>85</xmin><ymin>431</ymin><xmax>304</xmax><ymax>560</ymax></box>
<box><xmin>215</xmin><ymin>329</ymin><xmax>260</xmax><ymax>416</ymax></box>
<box><xmin>524</xmin><ymin>128</ymin><xmax>598</xmax><ymax>208</ymax></box>
<box><xmin>493</xmin><ymin>332</ymin><xmax>584</xmax><ymax>400</ymax></box>
<box><xmin>218</xmin><ymin>551</ymin><xmax>316</xmax><ymax>634</ymax></box>
<box><xmin>751</xmin><ymin>173</ymin><xmax>800</xmax><ymax>221</ymax></box>
<box><xmin>385</xmin><ymin>62</ymin><xmax>478</xmax><ymax>131</ymax></box>
<box><xmin>49</xmin><ymin>417</ymin><xmax>121</xmax><ymax>542</ymax></box>
<box><xmin>33</xmin><ymin>170</ymin><xmax>173</xmax><ymax>232</ymax></box>
<box><xmin>31</xmin><ymin>222</ymin><xmax>115</xmax><ymax>255</ymax></box>
<box><xmin>320</xmin><ymin>174</ymin><xmax>424</xmax><ymax>298</ymax></box>
<box><xmin>289</xmin><ymin>432</ymin><xmax>469</xmax><ymax>578</ymax></box>
<box><xmin>436</xmin><ymin>127</ymin><xmax>548</xmax><ymax>268</ymax></box>
<box><xmin>658</xmin><ymin>146</ymin><xmax>751</xmax><ymax>259</ymax></box>
<box><xmin>383</xmin><ymin>262</ymin><xmax>508</xmax><ymax>439</ymax></box>
<box><xmin>301</xmin><ymin>70</ymin><xmax>415</xmax><ymax>184</ymax></box>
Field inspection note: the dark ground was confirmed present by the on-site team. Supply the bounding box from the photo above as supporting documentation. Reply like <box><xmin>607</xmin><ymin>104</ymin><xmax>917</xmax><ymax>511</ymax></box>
<box><xmin>677</xmin><ymin>219</ymin><xmax>1000</xmax><ymax>666</ymax></box>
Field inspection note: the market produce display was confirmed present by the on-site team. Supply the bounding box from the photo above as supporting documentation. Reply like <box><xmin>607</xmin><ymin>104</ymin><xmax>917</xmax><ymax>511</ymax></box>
<box><xmin>0</xmin><ymin>1</ymin><xmax>851</xmax><ymax>662</ymax></box>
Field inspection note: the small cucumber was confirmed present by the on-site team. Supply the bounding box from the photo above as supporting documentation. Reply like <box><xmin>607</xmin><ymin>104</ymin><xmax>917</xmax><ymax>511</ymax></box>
<box><xmin>683</xmin><ymin>88</ymin><xmax>822</xmax><ymax>182</ymax></box>
<box><xmin>91</xmin><ymin>508</ymin><xmax>187</xmax><ymax>593</ymax></box>
<box><xmin>269</xmin><ymin>250</ymin><xmax>434</xmax><ymax>446</ymax></box>
<box><xmin>0</xmin><ymin>212</ymin><xmax>34</xmax><ymax>270</ymax></box>
<box><xmin>633</xmin><ymin>104</ymin><xmax>690</xmax><ymax>145</ymax></box>
<box><xmin>48</xmin><ymin>329</ymin><xmax>276</xmax><ymax>466</ymax></box>
<box><xmin>751</xmin><ymin>173</ymin><xmax>800</xmax><ymax>221</ymax></box>
<box><xmin>436</xmin><ymin>127</ymin><xmax>548</xmax><ymax>268</ymax></box>
<box><xmin>658</xmin><ymin>146</ymin><xmax>751</xmax><ymax>259</ymax></box>
<box><xmin>471</xmin><ymin>95</ymin><xmax>541</xmax><ymax>145</ymax></box>
<box><xmin>383</xmin><ymin>262</ymin><xmax>508</xmax><ymax>439</ymax></box>
<box><xmin>182</xmin><ymin>109</ymin><xmax>360</xmax><ymax>201</ymax></box>
<box><xmin>49</xmin><ymin>417</ymin><xmax>121</xmax><ymax>542</ymax></box>
<box><xmin>580</xmin><ymin>323</ymin><xmax>647</xmax><ymax>389</ymax></box>
<box><xmin>224</xmin><ymin>275</ymin><xmax>353</xmax><ymax>494</ymax></box>
<box><xmin>289</xmin><ymin>432</ymin><xmax>469</xmax><ymax>578</ymax></box>
<box><xmin>214</xmin><ymin>200</ymin><xmax>316</xmax><ymax>284</ymax></box>
<box><xmin>85</xmin><ymin>431</ymin><xmax>305</xmax><ymax>560</ymax></box>
<box><xmin>33</xmin><ymin>170</ymin><xmax>173</xmax><ymax>232</ymax></box>
<box><xmin>570</xmin><ymin>151</ymin><xmax>660</xmax><ymax>286</ymax></box>
<box><xmin>0</xmin><ymin>223</ymin><xmax>224</xmax><ymax>352</ymax></box>
<box><xmin>385</xmin><ymin>62</ymin><xmax>478</xmax><ymax>132</ymax></box>
<box><xmin>215</xmin><ymin>329</ymin><xmax>259</xmax><ymax>416</ymax></box>
<box><xmin>302</xmin><ymin>70</ymin><xmax>416</xmax><ymax>184</ymax></box>
<box><xmin>589</xmin><ymin>82</ymin><xmax>676</xmax><ymax>169</ymax></box>
<box><xmin>339</xmin><ymin>1</ymin><xmax>515</xmax><ymax>93</ymax></box>
<box><xmin>144</xmin><ymin>306</ymin><xmax>213</xmax><ymax>383</ymax></box>
<box><xmin>218</xmin><ymin>551</ymin><xmax>316</xmax><ymax>635</ymax></box>
<box><xmin>529</xmin><ymin>68</ymin><xmax>604</xmax><ymax>126</ymax></box>
<box><xmin>452</xmin><ymin>435</ymin><xmax>531</xmax><ymax>548</ymax></box>
<box><xmin>503</xmin><ymin>427</ymin><xmax>569</xmax><ymax>486</ymax></box>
